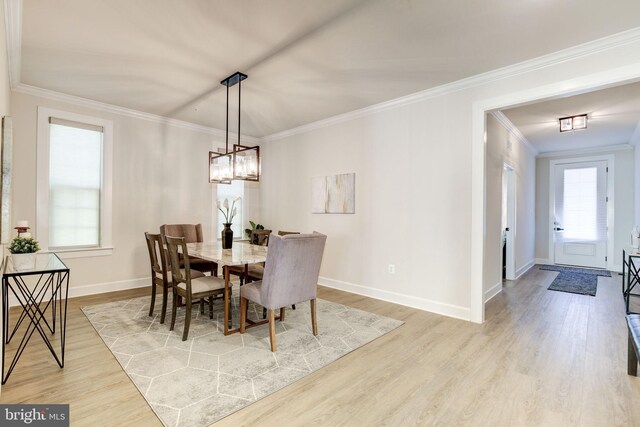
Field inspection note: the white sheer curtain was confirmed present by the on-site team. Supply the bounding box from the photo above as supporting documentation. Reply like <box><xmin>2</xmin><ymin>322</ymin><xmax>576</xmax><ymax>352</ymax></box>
<box><xmin>217</xmin><ymin>180</ymin><xmax>244</xmax><ymax>239</ymax></box>
<box><xmin>48</xmin><ymin>121</ymin><xmax>103</xmax><ymax>248</ymax></box>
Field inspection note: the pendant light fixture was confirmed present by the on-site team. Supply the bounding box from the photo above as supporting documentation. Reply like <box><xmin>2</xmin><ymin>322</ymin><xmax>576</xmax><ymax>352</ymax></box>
<box><xmin>209</xmin><ymin>71</ymin><xmax>260</xmax><ymax>184</ymax></box>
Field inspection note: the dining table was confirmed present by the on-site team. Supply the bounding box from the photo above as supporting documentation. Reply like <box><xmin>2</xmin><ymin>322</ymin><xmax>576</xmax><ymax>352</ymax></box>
<box><xmin>186</xmin><ymin>241</ymin><xmax>267</xmax><ymax>335</ymax></box>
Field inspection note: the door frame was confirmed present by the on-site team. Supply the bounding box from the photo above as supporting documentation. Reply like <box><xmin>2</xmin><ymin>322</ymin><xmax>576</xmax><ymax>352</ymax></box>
<box><xmin>548</xmin><ymin>154</ymin><xmax>614</xmax><ymax>270</ymax></box>
<box><xmin>471</xmin><ymin>62</ymin><xmax>640</xmax><ymax>323</ymax></box>
<box><xmin>503</xmin><ymin>163</ymin><xmax>516</xmax><ymax>280</ymax></box>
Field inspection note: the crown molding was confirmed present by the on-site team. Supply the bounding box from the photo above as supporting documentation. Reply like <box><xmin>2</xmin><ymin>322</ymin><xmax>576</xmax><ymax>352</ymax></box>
<box><xmin>263</xmin><ymin>27</ymin><xmax>640</xmax><ymax>142</ymax></box>
<box><xmin>13</xmin><ymin>83</ymin><xmax>260</xmax><ymax>144</ymax></box>
<box><xmin>4</xmin><ymin>0</ymin><xmax>21</xmax><ymax>88</ymax></box>
<box><xmin>490</xmin><ymin>111</ymin><xmax>538</xmax><ymax>156</ymax></box>
<box><xmin>536</xmin><ymin>143</ymin><xmax>633</xmax><ymax>158</ymax></box>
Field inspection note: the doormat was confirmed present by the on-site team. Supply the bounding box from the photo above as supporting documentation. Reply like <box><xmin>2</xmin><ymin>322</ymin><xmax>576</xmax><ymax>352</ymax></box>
<box><xmin>541</xmin><ymin>265</ymin><xmax>610</xmax><ymax>296</ymax></box>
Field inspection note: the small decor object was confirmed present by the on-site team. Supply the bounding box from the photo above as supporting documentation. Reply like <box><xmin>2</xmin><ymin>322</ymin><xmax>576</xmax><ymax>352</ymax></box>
<box><xmin>8</xmin><ymin>235</ymin><xmax>41</xmax><ymax>271</ymax></box>
<box><xmin>245</xmin><ymin>220</ymin><xmax>265</xmax><ymax>239</ymax></box>
<box><xmin>632</xmin><ymin>226</ymin><xmax>640</xmax><ymax>249</ymax></box>
<box><xmin>217</xmin><ymin>197</ymin><xmax>240</xmax><ymax>249</ymax></box>
<box><xmin>311</xmin><ymin>173</ymin><xmax>355</xmax><ymax>214</ymax></box>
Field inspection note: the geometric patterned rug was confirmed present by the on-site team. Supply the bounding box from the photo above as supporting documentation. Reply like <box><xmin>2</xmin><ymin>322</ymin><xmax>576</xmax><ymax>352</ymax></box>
<box><xmin>81</xmin><ymin>287</ymin><xmax>403</xmax><ymax>427</ymax></box>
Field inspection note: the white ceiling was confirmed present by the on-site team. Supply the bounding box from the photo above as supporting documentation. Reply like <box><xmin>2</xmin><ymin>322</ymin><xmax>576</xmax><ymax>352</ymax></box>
<box><xmin>20</xmin><ymin>0</ymin><xmax>640</xmax><ymax>137</ymax></box>
<box><xmin>501</xmin><ymin>81</ymin><xmax>640</xmax><ymax>153</ymax></box>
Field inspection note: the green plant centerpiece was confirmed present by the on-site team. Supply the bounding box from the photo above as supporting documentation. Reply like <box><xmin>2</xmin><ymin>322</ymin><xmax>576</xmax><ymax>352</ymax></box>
<box><xmin>9</xmin><ymin>236</ymin><xmax>40</xmax><ymax>254</ymax></box>
<box><xmin>245</xmin><ymin>221</ymin><xmax>265</xmax><ymax>239</ymax></box>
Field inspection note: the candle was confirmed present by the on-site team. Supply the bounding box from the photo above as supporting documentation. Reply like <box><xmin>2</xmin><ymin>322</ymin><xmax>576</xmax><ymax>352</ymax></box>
<box><xmin>16</xmin><ymin>220</ymin><xmax>28</xmax><ymax>228</ymax></box>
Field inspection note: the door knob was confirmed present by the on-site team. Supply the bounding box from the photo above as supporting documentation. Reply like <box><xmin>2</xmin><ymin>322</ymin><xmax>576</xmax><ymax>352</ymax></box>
<box><xmin>554</xmin><ymin>227</ymin><xmax>564</xmax><ymax>231</ymax></box>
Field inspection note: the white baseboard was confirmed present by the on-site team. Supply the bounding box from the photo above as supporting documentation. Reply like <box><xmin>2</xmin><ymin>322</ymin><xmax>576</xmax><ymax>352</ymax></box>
<box><xmin>8</xmin><ymin>277</ymin><xmax>150</xmax><ymax>307</ymax></box>
<box><xmin>318</xmin><ymin>276</ymin><xmax>470</xmax><ymax>321</ymax></box>
<box><xmin>533</xmin><ymin>258</ymin><xmax>622</xmax><ymax>273</ymax></box>
<box><xmin>515</xmin><ymin>259</ymin><xmax>535</xmax><ymax>279</ymax></box>
<box><xmin>484</xmin><ymin>281</ymin><xmax>502</xmax><ymax>303</ymax></box>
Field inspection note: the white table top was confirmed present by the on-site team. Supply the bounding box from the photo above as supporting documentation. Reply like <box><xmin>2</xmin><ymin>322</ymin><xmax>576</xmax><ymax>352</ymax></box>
<box><xmin>186</xmin><ymin>241</ymin><xmax>267</xmax><ymax>267</ymax></box>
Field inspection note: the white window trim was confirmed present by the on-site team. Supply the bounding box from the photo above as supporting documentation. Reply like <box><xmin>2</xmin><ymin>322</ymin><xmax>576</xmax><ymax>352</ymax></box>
<box><xmin>36</xmin><ymin>107</ymin><xmax>113</xmax><ymax>257</ymax></box>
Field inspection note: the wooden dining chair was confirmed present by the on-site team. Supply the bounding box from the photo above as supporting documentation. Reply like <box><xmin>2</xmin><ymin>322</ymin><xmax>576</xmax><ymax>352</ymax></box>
<box><xmin>239</xmin><ymin>232</ymin><xmax>327</xmax><ymax>351</ymax></box>
<box><xmin>144</xmin><ymin>232</ymin><xmax>205</xmax><ymax>324</ymax></box>
<box><xmin>160</xmin><ymin>224</ymin><xmax>218</xmax><ymax>276</ymax></box>
<box><xmin>165</xmin><ymin>236</ymin><xmax>226</xmax><ymax>340</ymax></box>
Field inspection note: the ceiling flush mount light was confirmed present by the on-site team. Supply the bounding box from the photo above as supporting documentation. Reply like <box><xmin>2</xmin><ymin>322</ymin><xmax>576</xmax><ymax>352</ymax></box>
<box><xmin>209</xmin><ymin>71</ymin><xmax>260</xmax><ymax>184</ymax></box>
<box><xmin>559</xmin><ymin>114</ymin><xmax>588</xmax><ymax>132</ymax></box>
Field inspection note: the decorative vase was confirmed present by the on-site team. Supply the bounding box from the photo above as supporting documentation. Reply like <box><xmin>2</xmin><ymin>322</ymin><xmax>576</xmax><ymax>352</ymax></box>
<box><xmin>222</xmin><ymin>223</ymin><xmax>233</xmax><ymax>249</ymax></box>
<box><xmin>11</xmin><ymin>253</ymin><xmax>36</xmax><ymax>271</ymax></box>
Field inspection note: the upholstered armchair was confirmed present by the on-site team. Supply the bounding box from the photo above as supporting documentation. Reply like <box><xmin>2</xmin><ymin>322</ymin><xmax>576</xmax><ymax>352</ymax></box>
<box><xmin>160</xmin><ymin>224</ymin><xmax>218</xmax><ymax>276</ymax></box>
<box><xmin>239</xmin><ymin>232</ymin><xmax>327</xmax><ymax>351</ymax></box>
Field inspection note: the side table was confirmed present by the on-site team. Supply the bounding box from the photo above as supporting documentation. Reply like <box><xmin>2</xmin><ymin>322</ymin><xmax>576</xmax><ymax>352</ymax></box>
<box><xmin>2</xmin><ymin>253</ymin><xmax>70</xmax><ymax>384</ymax></box>
<box><xmin>623</xmin><ymin>247</ymin><xmax>640</xmax><ymax>314</ymax></box>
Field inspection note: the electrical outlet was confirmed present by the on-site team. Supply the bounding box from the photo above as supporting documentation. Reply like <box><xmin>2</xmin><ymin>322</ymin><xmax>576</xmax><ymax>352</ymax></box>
<box><xmin>388</xmin><ymin>264</ymin><xmax>395</xmax><ymax>274</ymax></box>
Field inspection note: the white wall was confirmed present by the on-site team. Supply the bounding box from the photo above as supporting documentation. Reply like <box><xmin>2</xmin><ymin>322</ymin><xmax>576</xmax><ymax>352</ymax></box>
<box><xmin>535</xmin><ymin>148</ymin><xmax>635</xmax><ymax>271</ymax></box>
<box><xmin>260</xmin><ymin>33</ymin><xmax>640</xmax><ymax>321</ymax></box>
<box><xmin>635</xmin><ymin>145</ymin><xmax>640</xmax><ymax>224</ymax></box>
<box><xmin>10</xmin><ymin>90</ymin><xmax>230</xmax><ymax>295</ymax></box>
<box><xmin>484</xmin><ymin>114</ymin><xmax>536</xmax><ymax>301</ymax></box>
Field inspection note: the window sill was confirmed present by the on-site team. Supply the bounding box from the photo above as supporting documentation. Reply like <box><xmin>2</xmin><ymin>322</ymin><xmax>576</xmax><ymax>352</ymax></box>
<box><xmin>45</xmin><ymin>247</ymin><xmax>114</xmax><ymax>259</ymax></box>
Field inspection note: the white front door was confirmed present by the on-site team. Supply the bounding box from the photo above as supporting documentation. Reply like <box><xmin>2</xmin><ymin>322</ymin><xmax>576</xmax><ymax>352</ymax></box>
<box><xmin>553</xmin><ymin>160</ymin><xmax>608</xmax><ymax>268</ymax></box>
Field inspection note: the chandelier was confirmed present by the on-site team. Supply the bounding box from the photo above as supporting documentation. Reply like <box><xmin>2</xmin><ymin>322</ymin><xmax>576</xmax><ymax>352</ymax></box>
<box><xmin>209</xmin><ymin>71</ymin><xmax>260</xmax><ymax>184</ymax></box>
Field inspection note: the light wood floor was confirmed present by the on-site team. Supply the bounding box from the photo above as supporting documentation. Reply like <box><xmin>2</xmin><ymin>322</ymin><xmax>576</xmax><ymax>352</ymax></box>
<box><xmin>1</xmin><ymin>267</ymin><xmax>640</xmax><ymax>426</ymax></box>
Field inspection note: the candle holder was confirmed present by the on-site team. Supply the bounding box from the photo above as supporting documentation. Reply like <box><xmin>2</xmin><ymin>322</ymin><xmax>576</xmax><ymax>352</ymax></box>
<box><xmin>15</xmin><ymin>225</ymin><xmax>30</xmax><ymax>237</ymax></box>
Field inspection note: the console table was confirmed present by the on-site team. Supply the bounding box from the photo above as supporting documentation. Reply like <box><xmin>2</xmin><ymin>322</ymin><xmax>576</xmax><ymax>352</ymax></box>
<box><xmin>2</xmin><ymin>253</ymin><xmax>69</xmax><ymax>384</ymax></box>
<box><xmin>623</xmin><ymin>247</ymin><xmax>640</xmax><ymax>314</ymax></box>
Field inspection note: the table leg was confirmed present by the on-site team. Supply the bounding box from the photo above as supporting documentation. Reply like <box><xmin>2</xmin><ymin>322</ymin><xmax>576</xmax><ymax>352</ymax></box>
<box><xmin>223</xmin><ymin>266</ymin><xmax>230</xmax><ymax>335</ymax></box>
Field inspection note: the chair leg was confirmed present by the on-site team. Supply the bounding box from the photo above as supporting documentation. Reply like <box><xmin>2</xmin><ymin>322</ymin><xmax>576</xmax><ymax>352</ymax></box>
<box><xmin>209</xmin><ymin>296</ymin><xmax>214</xmax><ymax>320</ymax></box>
<box><xmin>310</xmin><ymin>299</ymin><xmax>318</xmax><ymax>336</ymax></box>
<box><xmin>239</xmin><ymin>275</ymin><xmax>244</xmax><ymax>286</ymax></box>
<box><xmin>292</xmin><ymin>304</ymin><xmax>296</xmax><ymax>310</ymax></box>
<box><xmin>268</xmin><ymin>309</ymin><xmax>276</xmax><ymax>352</ymax></box>
<box><xmin>200</xmin><ymin>299</ymin><xmax>205</xmax><ymax>315</ymax></box>
<box><xmin>170</xmin><ymin>291</ymin><xmax>178</xmax><ymax>331</ymax></box>
<box><xmin>629</xmin><ymin>331</ymin><xmax>638</xmax><ymax>376</ymax></box>
<box><xmin>227</xmin><ymin>294</ymin><xmax>233</xmax><ymax>329</ymax></box>
<box><xmin>183</xmin><ymin>298</ymin><xmax>192</xmax><ymax>341</ymax></box>
<box><xmin>149</xmin><ymin>282</ymin><xmax>156</xmax><ymax>317</ymax></box>
<box><xmin>280</xmin><ymin>307</ymin><xmax>286</xmax><ymax>321</ymax></box>
<box><xmin>263</xmin><ymin>307</ymin><xmax>267</xmax><ymax>319</ymax></box>
<box><xmin>160</xmin><ymin>285</ymin><xmax>168</xmax><ymax>324</ymax></box>
<box><xmin>240</xmin><ymin>297</ymin><xmax>247</xmax><ymax>333</ymax></box>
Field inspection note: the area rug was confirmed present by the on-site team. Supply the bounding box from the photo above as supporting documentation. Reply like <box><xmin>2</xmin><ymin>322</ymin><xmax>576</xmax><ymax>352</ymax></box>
<box><xmin>82</xmin><ymin>289</ymin><xmax>403</xmax><ymax>427</ymax></box>
<box><xmin>541</xmin><ymin>265</ymin><xmax>610</xmax><ymax>296</ymax></box>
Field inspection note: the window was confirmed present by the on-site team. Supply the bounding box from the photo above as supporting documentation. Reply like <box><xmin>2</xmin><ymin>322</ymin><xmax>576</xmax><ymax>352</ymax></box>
<box><xmin>217</xmin><ymin>180</ymin><xmax>243</xmax><ymax>239</ymax></box>
<box><xmin>555</xmin><ymin>163</ymin><xmax>607</xmax><ymax>241</ymax></box>
<box><xmin>37</xmin><ymin>108</ymin><xmax>113</xmax><ymax>256</ymax></box>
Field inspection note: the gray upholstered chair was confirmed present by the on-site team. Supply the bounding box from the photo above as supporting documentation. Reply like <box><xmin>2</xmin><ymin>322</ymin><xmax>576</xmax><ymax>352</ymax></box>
<box><xmin>239</xmin><ymin>232</ymin><xmax>327</xmax><ymax>351</ymax></box>
<box><xmin>144</xmin><ymin>232</ymin><xmax>204</xmax><ymax>324</ymax></box>
<box><xmin>160</xmin><ymin>224</ymin><xmax>218</xmax><ymax>276</ymax></box>
<box><xmin>228</xmin><ymin>229</ymin><xmax>272</xmax><ymax>286</ymax></box>
<box><xmin>165</xmin><ymin>236</ymin><xmax>226</xmax><ymax>340</ymax></box>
